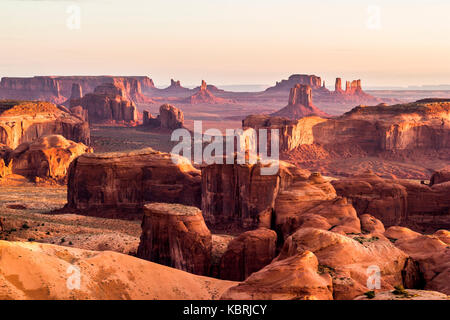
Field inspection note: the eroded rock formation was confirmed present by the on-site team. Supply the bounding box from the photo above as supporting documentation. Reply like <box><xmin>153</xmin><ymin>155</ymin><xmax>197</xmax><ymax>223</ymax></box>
<box><xmin>137</xmin><ymin>203</ymin><xmax>212</xmax><ymax>276</ymax></box>
<box><xmin>270</xmin><ymin>84</ymin><xmax>329</xmax><ymax>119</ymax></box>
<box><xmin>201</xmin><ymin>160</ymin><xmax>310</xmax><ymax>232</ymax></box>
<box><xmin>219</xmin><ymin>228</ymin><xmax>277</xmax><ymax>281</ymax></box>
<box><xmin>70</xmin><ymin>82</ymin><xmax>138</xmax><ymax>124</ymax></box>
<box><xmin>0</xmin><ymin>76</ymin><xmax>155</xmax><ymax>104</ymax></box>
<box><xmin>332</xmin><ymin>171</ymin><xmax>450</xmax><ymax>232</ymax></box>
<box><xmin>0</xmin><ymin>100</ymin><xmax>90</xmax><ymax>149</ymax></box>
<box><xmin>6</xmin><ymin>135</ymin><xmax>91</xmax><ymax>182</ymax></box>
<box><xmin>184</xmin><ymin>80</ymin><xmax>232</xmax><ymax>104</ymax></box>
<box><xmin>143</xmin><ymin>104</ymin><xmax>184</xmax><ymax>129</ymax></box>
<box><xmin>66</xmin><ymin>148</ymin><xmax>201</xmax><ymax>218</ymax></box>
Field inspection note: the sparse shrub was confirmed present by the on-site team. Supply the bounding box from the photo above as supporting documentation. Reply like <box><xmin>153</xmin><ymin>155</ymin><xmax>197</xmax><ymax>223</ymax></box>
<box><xmin>364</xmin><ymin>291</ymin><xmax>376</xmax><ymax>299</ymax></box>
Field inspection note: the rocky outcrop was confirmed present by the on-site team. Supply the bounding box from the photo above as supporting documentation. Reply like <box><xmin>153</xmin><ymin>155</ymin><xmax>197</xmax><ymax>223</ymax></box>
<box><xmin>384</xmin><ymin>226</ymin><xmax>450</xmax><ymax>294</ymax></box>
<box><xmin>66</xmin><ymin>148</ymin><xmax>201</xmax><ymax>219</ymax></box>
<box><xmin>219</xmin><ymin>228</ymin><xmax>277</xmax><ymax>281</ymax></box>
<box><xmin>276</xmin><ymin>227</ymin><xmax>412</xmax><ymax>300</ymax></box>
<box><xmin>274</xmin><ymin>173</ymin><xmax>361</xmax><ymax>241</ymax></box>
<box><xmin>143</xmin><ymin>104</ymin><xmax>184</xmax><ymax>129</ymax></box>
<box><xmin>430</xmin><ymin>170</ymin><xmax>450</xmax><ymax>186</ymax></box>
<box><xmin>70</xmin><ymin>83</ymin><xmax>138</xmax><ymax>124</ymax></box>
<box><xmin>0</xmin><ymin>100</ymin><xmax>90</xmax><ymax>149</ymax></box>
<box><xmin>184</xmin><ymin>80</ymin><xmax>232</xmax><ymax>104</ymax></box>
<box><xmin>332</xmin><ymin>171</ymin><xmax>450</xmax><ymax>232</ymax></box>
<box><xmin>201</xmin><ymin>160</ymin><xmax>310</xmax><ymax>232</ymax></box>
<box><xmin>6</xmin><ymin>135</ymin><xmax>91</xmax><ymax>182</ymax></box>
<box><xmin>221</xmin><ymin>250</ymin><xmax>333</xmax><ymax>300</ymax></box>
<box><xmin>270</xmin><ymin>84</ymin><xmax>329</xmax><ymax>119</ymax></box>
<box><xmin>137</xmin><ymin>203</ymin><xmax>212</xmax><ymax>276</ymax></box>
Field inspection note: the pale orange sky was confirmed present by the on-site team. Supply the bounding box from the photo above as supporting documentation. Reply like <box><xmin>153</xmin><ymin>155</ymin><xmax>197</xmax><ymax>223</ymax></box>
<box><xmin>0</xmin><ymin>0</ymin><xmax>449</xmax><ymax>87</ymax></box>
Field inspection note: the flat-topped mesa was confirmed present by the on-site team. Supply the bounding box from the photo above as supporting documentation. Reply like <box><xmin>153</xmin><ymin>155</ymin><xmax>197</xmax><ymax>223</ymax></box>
<box><xmin>201</xmin><ymin>160</ymin><xmax>310</xmax><ymax>232</ymax></box>
<box><xmin>0</xmin><ymin>76</ymin><xmax>155</xmax><ymax>104</ymax></box>
<box><xmin>0</xmin><ymin>100</ymin><xmax>90</xmax><ymax>149</ymax></box>
<box><xmin>265</xmin><ymin>74</ymin><xmax>323</xmax><ymax>92</ymax></box>
<box><xmin>137</xmin><ymin>202</ymin><xmax>212</xmax><ymax>276</ymax></box>
<box><xmin>66</xmin><ymin>148</ymin><xmax>201</xmax><ymax>219</ymax></box>
<box><xmin>70</xmin><ymin>82</ymin><xmax>138</xmax><ymax>124</ymax></box>
<box><xmin>270</xmin><ymin>84</ymin><xmax>329</xmax><ymax>119</ymax></box>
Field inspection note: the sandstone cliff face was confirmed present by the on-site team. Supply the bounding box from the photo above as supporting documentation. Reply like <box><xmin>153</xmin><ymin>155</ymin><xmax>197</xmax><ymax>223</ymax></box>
<box><xmin>219</xmin><ymin>228</ymin><xmax>277</xmax><ymax>281</ymax></box>
<box><xmin>201</xmin><ymin>161</ymin><xmax>310</xmax><ymax>232</ymax></box>
<box><xmin>6</xmin><ymin>135</ymin><xmax>91</xmax><ymax>183</ymax></box>
<box><xmin>70</xmin><ymin>83</ymin><xmax>138</xmax><ymax>124</ymax></box>
<box><xmin>244</xmin><ymin>100</ymin><xmax>450</xmax><ymax>178</ymax></box>
<box><xmin>0</xmin><ymin>76</ymin><xmax>155</xmax><ymax>104</ymax></box>
<box><xmin>137</xmin><ymin>203</ymin><xmax>212</xmax><ymax>276</ymax></box>
<box><xmin>270</xmin><ymin>84</ymin><xmax>329</xmax><ymax>119</ymax></box>
<box><xmin>0</xmin><ymin>100</ymin><xmax>90</xmax><ymax>149</ymax></box>
<box><xmin>332</xmin><ymin>171</ymin><xmax>450</xmax><ymax>232</ymax></box>
<box><xmin>66</xmin><ymin>148</ymin><xmax>201</xmax><ymax>219</ymax></box>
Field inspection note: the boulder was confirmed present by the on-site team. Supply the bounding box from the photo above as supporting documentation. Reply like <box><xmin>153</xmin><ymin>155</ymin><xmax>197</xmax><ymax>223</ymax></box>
<box><xmin>137</xmin><ymin>203</ymin><xmax>212</xmax><ymax>276</ymax></box>
<box><xmin>219</xmin><ymin>228</ymin><xmax>277</xmax><ymax>281</ymax></box>
<box><xmin>66</xmin><ymin>148</ymin><xmax>201</xmax><ymax>219</ymax></box>
<box><xmin>221</xmin><ymin>251</ymin><xmax>333</xmax><ymax>300</ymax></box>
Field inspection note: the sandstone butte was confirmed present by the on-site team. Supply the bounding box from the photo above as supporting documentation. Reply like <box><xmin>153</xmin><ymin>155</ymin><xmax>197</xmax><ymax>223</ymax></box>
<box><xmin>143</xmin><ymin>104</ymin><xmax>184</xmax><ymax>130</ymax></box>
<box><xmin>0</xmin><ymin>100</ymin><xmax>90</xmax><ymax>150</ymax></box>
<box><xmin>1</xmin><ymin>135</ymin><xmax>91</xmax><ymax>183</ymax></box>
<box><xmin>270</xmin><ymin>84</ymin><xmax>329</xmax><ymax>119</ymax></box>
<box><xmin>69</xmin><ymin>82</ymin><xmax>138</xmax><ymax>124</ymax></box>
<box><xmin>65</xmin><ymin>148</ymin><xmax>202</xmax><ymax>218</ymax></box>
<box><xmin>137</xmin><ymin>203</ymin><xmax>212</xmax><ymax>276</ymax></box>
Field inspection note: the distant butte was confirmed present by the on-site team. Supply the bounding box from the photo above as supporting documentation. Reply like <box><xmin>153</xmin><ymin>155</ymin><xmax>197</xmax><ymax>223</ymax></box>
<box><xmin>270</xmin><ymin>84</ymin><xmax>329</xmax><ymax>119</ymax></box>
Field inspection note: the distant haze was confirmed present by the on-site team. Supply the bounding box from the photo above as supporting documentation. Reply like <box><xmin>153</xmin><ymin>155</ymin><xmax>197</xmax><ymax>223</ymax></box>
<box><xmin>0</xmin><ymin>0</ymin><xmax>449</xmax><ymax>87</ymax></box>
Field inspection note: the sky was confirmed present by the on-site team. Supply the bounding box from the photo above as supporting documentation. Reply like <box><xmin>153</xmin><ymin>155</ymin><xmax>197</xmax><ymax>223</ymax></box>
<box><xmin>0</xmin><ymin>0</ymin><xmax>449</xmax><ymax>87</ymax></box>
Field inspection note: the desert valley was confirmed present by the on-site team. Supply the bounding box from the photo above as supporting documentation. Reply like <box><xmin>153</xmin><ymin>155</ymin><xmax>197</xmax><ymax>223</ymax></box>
<box><xmin>0</xmin><ymin>73</ymin><xmax>448</xmax><ymax>301</ymax></box>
